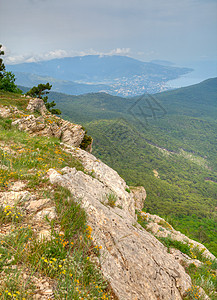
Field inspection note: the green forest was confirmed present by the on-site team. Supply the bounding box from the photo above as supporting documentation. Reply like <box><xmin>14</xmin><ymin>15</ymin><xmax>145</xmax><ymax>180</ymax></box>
<box><xmin>45</xmin><ymin>78</ymin><xmax>217</xmax><ymax>256</ymax></box>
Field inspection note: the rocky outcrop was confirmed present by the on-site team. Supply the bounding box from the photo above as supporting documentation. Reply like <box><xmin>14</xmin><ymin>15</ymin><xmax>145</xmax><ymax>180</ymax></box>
<box><xmin>26</xmin><ymin>98</ymin><xmax>47</xmax><ymax>116</ymax></box>
<box><xmin>1</xmin><ymin>95</ymin><xmax>215</xmax><ymax>299</ymax></box>
<box><xmin>48</xmin><ymin>163</ymin><xmax>192</xmax><ymax>300</ymax></box>
<box><xmin>12</xmin><ymin>115</ymin><xmax>62</xmax><ymax>138</ymax></box>
<box><xmin>11</xmin><ymin>98</ymin><xmax>85</xmax><ymax>147</ymax></box>
<box><xmin>58</xmin><ymin>119</ymin><xmax>85</xmax><ymax>147</ymax></box>
<box><xmin>130</xmin><ymin>186</ymin><xmax>146</xmax><ymax>211</ymax></box>
<box><xmin>0</xmin><ymin>106</ymin><xmax>11</xmax><ymax>118</ymax></box>
<box><xmin>0</xmin><ymin>105</ymin><xmax>22</xmax><ymax>118</ymax></box>
<box><xmin>142</xmin><ymin>212</ymin><xmax>216</xmax><ymax>261</ymax></box>
<box><xmin>62</xmin><ymin>144</ymin><xmax>136</xmax><ymax>217</ymax></box>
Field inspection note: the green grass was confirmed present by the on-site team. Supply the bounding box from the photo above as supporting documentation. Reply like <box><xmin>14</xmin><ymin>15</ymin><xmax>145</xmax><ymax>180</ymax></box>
<box><xmin>0</xmin><ymin>91</ymin><xmax>28</xmax><ymax>110</ymax></box>
<box><xmin>0</xmin><ymin>205</ymin><xmax>23</xmax><ymax>225</ymax></box>
<box><xmin>106</xmin><ymin>192</ymin><xmax>117</xmax><ymax>208</ymax></box>
<box><xmin>0</xmin><ymin>92</ymin><xmax>113</xmax><ymax>299</ymax></box>
<box><xmin>0</xmin><ymin>127</ymin><xmax>83</xmax><ymax>190</ymax></box>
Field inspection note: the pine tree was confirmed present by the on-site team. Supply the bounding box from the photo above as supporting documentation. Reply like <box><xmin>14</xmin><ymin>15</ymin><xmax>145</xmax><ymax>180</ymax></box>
<box><xmin>26</xmin><ymin>83</ymin><xmax>61</xmax><ymax>115</ymax></box>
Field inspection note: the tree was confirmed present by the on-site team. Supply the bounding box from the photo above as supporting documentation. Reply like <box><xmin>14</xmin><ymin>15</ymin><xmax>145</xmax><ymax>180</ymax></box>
<box><xmin>0</xmin><ymin>71</ymin><xmax>22</xmax><ymax>93</ymax></box>
<box><xmin>26</xmin><ymin>83</ymin><xmax>61</xmax><ymax>115</ymax></box>
<box><xmin>0</xmin><ymin>45</ymin><xmax>22</xmax><ymax>93</ymax></box>
<box><xmin>0</xmin><ymin>45</ymin><xmax>5</xmax><ymax>78</ymax></box>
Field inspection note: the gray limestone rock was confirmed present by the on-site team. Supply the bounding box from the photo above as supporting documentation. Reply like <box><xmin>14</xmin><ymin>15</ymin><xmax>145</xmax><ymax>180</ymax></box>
<box><xmin>62</xmin><ymin>146</ymin><xmax>135</xmax><ymax>217</ymax></box>
<box><xmin>48</xmin><ymin>167</ymin><xmax>192</xmax><ymax>300</ymax></box>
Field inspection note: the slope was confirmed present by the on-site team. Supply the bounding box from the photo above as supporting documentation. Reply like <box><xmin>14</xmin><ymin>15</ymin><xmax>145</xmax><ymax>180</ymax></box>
<box><xmin>37</xmin><ymin>78</ymin><xmax>217</xmax><ymax>256</ymax></box>
<box><xmin>1</xmin><ymin>91</ymin><xmax>216</xmax><ymax>299</ymax></box>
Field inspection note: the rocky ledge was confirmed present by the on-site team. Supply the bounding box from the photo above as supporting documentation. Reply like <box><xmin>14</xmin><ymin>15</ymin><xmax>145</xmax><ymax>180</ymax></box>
<box><xmin>48</xmin><ymin>143</ymin><xmax>211</xmax><ymax>300</ymax></box>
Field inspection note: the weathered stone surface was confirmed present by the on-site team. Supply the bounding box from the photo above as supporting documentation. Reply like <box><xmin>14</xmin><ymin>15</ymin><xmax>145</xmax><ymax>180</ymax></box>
<box><xmin>34</xmin><ymin>207</ymin><xmax>56</xmax><ymax>221</ymax></box>
<box><xmin>9</xmin><ymin>180</ymin><xmax>26</xmax><ymax>192</ymax></box>
<box><xmin>12</xmin><ymin>98</ymin><xmax>85</xmax><ymax>147</ymax></box>
<box><xmin>26</xmin><ymin>98</ymin><xmax>47</xmax><ymax>116</ymax></box>
<box><xmin>130</xmin><ymin>186</ymin><xmax>146</xmax><ymax>211</ymax></box>
<box><xmin>0</xmin><ymin>191</ymin><xmax>32</xmax><ymax>207</ymax></box>
<box><xmin>12</xmin><ymin>115</ymin><xmax>62</xmax><ymax>139</ymax></box>
<box><xmin>142</xmin><ymin>212</ymin><xmax>216</xmax><ymax>261</ymax></box>
<box><xmin>0</xmin><ymin>105</ymin><xmax>22</xmax><ymax>117</ymax></box>
<box><xmin>49</xmin><ymin>167</ymin><xmax>192</xmax><ymax>300</ymax></box>
<box><xmin>0</xmin><ymin>106</ymin><xmax>11</xmax><ymax>117</ymax></box>
<box><xmin>58</xmin><ymin>119</ymin><xmax>85</xmax><ymax>147</ymax></box>
<box><xmin>24</xmin><ymin>198</ymin><xmax>51</xmax><ymax>213</ymax></box>
<box><xmin>62</xmin><ymin>146</ymin><xmax>135</xmax><ymax>217</ymax></box>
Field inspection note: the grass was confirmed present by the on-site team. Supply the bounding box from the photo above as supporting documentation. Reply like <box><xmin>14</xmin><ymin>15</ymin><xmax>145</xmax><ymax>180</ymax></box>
<box><xmin>0</xmin><ymin>126</ymin><xmax>83</xmax><ymax>191</ymax></box>
<box><xmin>106</xmin><ymin>192</ymin><xmax>117</xmax><ymax>208</ymax></box>
<box><xmin>0</xmin><ymin>92</ymin><xmax>113</xmax><ymax>299</ymax></box>
<box><xmin>184</xmin><ymin>263</ymin><xmax>217</xmax><ymax>300</ymax></box>
<box><xmin>0</xmin><ymin>91</ymin><xmax>28</xmax><ymax>111</ymax></box>
<box><xmin>0</xmin><ymin>205</ymin><xmax>23</xmax><ymax>225</ymax></box>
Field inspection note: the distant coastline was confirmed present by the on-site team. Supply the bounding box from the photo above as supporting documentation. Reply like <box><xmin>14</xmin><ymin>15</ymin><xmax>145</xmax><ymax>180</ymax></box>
<box><xmin>166</xmin><ymin>60</ymin><xmax>217</xmax><ymax>88</ymax></box>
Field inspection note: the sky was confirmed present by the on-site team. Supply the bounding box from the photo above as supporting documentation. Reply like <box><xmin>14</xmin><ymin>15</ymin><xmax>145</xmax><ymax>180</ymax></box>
<box><xmin>0</xmin><ymin>0</ymin><xmax>217</xmax><ymax>65</ymax></box>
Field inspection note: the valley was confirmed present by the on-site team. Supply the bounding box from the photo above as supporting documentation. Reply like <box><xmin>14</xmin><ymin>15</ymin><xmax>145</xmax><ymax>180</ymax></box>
<box><xmin>38</xmin><ymin>78</ymin><xmax>217</xmax><ymax>256</ymax></box>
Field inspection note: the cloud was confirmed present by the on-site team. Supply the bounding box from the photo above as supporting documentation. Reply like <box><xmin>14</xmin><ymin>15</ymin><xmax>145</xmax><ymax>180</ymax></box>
<box><xmin>108</xmin><ymin>48</ymin><xmax>131</xmax><ymax>55</ymax></box>
<box><xmin>4</xmin><ymin>49</ymin><xmax>69</xmax><ymax>64</ymax></box>
<box><xmin>4</xmin><ymin>48</ymin><xmax>132</xmax><ymax>64</ymax></box>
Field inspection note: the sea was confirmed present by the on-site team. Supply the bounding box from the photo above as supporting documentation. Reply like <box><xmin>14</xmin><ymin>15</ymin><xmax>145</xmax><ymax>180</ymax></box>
<box><xmin>166</xmin><ymin>60</ymin><xmax>217</xmax><ymax>89</ymax></box>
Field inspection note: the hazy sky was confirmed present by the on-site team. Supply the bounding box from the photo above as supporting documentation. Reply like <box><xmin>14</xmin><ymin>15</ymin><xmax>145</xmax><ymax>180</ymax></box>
<box><xmin>0</xmin><ymin>0</ymin><xmax>217</xmax><ymax>64</ymax></box>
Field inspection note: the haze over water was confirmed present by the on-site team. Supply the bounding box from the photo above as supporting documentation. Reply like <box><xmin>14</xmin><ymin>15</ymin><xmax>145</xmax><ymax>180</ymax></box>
<box><xmin>166</xmin><ymin>60</ymin><xmax>217</xmax><ymax>88</ymax></box>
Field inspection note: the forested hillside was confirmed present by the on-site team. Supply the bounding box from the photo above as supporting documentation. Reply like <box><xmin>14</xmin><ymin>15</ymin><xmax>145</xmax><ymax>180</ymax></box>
<box><xmin>20</xmin><ymin>78</ymin><xmax>217</xmax><ymax>256</ymax></box>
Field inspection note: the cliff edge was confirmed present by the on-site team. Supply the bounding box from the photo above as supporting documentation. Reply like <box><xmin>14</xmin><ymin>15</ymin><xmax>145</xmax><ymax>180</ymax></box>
<box><xmin>0</xmin><ymin>93</ymin><xmax>216</xmax><ymax>299</ymax></box>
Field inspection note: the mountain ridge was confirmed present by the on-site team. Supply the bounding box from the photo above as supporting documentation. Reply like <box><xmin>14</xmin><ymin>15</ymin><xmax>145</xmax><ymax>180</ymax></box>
<box><xmin>7</xmin><ymin>55</ymin><xmax>193</xmax><ymax>96</ymax></box>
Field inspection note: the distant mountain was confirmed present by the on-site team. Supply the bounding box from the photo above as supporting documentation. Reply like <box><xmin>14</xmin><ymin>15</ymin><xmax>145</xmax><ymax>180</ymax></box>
<box><xmin>7</xmin><ymin>55</ymin><xmax>193</xmax><ymax>96</ymax></box>
<box><xmin>14</xmin><ymin>72</ymin><xmax>114</xmax><ymax>95</ymax></box>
